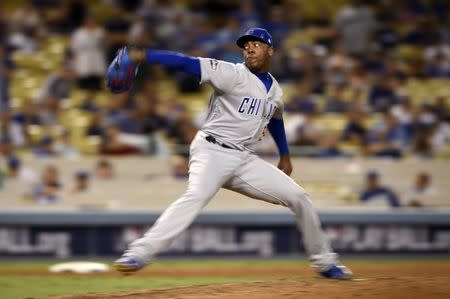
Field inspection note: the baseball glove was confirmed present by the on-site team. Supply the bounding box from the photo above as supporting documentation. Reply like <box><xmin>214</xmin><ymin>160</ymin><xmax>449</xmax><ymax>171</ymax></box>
<box><xmin>106</xmin><ymin>47</ymin><xmax>140</xmax><ymax>93</ymax></box>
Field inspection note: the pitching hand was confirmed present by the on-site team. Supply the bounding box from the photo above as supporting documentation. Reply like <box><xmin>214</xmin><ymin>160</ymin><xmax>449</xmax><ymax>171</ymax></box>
<box><xmin>277</xmin><ymin>155</ymin><xmax>293</xmax><ymax>176</ymax></box>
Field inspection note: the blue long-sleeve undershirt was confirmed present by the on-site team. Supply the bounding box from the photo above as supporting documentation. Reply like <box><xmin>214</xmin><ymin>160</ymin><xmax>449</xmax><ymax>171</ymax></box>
<box><xmin>146</xmin><ymin>50</ymin><xmax>201</xmax><ymax>78</ymax></box>
<box><xmin>267</xmin><ymin>117</ymin><xmax>289</xmax><ymax>156</ymax></box>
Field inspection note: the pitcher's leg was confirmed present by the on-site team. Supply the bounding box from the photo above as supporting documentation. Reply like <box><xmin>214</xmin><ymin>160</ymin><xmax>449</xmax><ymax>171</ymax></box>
<box><xmin>225</xmin><ymin>156</ymin><xmax>337</xmax><ymax>271</ymax></box>
<box><xmin>123</xmin><ymin>184</ymin><xmax>219</xmax><ymax>264</ymax></box>
<box><xmin>121</xmin><ymin>137</ymin><xmax>242</xmax><ymax>265</ymax></box>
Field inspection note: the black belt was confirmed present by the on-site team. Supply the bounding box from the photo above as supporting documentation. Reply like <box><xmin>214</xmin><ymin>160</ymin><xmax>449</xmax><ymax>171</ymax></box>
<box><xmin>205</xmin><ymin>135</ymin><xmax>234</xmax><ymax>150</ymax></box>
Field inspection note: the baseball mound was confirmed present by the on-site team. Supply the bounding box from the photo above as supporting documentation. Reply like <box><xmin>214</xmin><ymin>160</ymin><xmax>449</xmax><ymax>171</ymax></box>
<box><xmin>36</xmin><ymin>262</ymin><xmax>450</xmax><ymax>299</ymax></box>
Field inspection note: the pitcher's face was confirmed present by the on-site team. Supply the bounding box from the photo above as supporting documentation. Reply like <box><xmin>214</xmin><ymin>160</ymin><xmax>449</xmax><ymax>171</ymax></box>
<box><xmin>243</xmin><ymin>40</ymin><xmax>273</xmax><ymax>73</ymax></box>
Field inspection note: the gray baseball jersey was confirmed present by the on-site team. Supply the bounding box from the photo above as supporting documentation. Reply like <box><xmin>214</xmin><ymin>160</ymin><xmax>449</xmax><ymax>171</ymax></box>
<box><xmin>121</xmin><ymin>57</ymin><xmax>339</xmax><ymax>272</ymax></box>
<box><xmin>199</xmin><ymin>57</ymin><xmax>283</xmax><ymax>151</ymax></box>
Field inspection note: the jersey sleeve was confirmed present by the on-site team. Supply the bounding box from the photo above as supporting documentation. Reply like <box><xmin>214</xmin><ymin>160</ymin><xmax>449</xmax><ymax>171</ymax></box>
<box><xmin>273</xmin><ymin>85</ymin><xmax>284</xmax><ymax>118</ymax></box>
<box><xmin>198</xmin><ymin>57</ymin><xmax>239</xmax><ymax>93</ymax></box>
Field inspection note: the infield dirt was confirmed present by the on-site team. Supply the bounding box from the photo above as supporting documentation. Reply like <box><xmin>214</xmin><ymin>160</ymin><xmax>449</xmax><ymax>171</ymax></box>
<box><xmin>27</xmin><ymin>262</ymin><xmax>450</xmax><ymax>299</ymax></box>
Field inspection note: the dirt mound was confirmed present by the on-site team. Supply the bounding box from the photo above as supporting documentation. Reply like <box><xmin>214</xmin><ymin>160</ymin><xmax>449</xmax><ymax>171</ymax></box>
<box><xmin>33</xmin><ymin>262</ymin><xmax>450</xmax><ymax>299</ymax></box>
<box><xmin>38</xmin><ymin>277</ymin><xmax>449</xmax><ymax>299</ymax></box>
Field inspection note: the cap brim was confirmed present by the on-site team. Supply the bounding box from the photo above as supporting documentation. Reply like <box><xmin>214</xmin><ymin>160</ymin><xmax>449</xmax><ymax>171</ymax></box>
<box><xmin>236</xmin><ymin>35</ymin><xmax>270</xmax><ymax>48</ymax></box>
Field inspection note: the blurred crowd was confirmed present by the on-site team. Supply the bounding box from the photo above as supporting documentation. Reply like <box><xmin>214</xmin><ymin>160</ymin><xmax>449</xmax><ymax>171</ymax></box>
<box><xmin>0</xmin><ymin>0</ymin><xmax>449</xmax><ymax>206</ymax></box>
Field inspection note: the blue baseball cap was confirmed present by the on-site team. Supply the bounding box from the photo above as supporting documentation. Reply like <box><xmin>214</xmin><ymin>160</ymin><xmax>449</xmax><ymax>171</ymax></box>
<box><xmin>236</xmin><ymin>28</ymin><xmax>273</xmax><ymax>48</ymax></box>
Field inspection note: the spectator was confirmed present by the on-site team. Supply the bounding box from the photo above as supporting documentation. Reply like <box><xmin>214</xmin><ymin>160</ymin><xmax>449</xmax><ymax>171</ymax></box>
<box><xmin>316</xmin><ymin>133</ymin><xmax>349</xmax><ymax>158</ymax></box>
<box><xmin>334</xmin><ymin>0</ymin><xmax>376</xmax><ymax>57</ymax></box>
<box><xmin>367</xmin><ymin>74</ymin><xmax>397</xmax><ymax>112</ymax></box>
<box><xmin>405</xmin><ymin>172</ymin><xmax>436</xmax><ymax>207</ymax></box>
<box><xmin>45</xmin><ymin>0</ymin><xmax>88</xmax><ymax>34</ymax></box>
<box><xmin>324</xmin><ymin>84</ymin><xmax>350</xmax><ymax>113</ymax></box>
<box><xmin>429</xmin><ymin>118</ymin><xmax>450</xmax><ymax>156</ymax></box>
<box><xmin>232</xmin><ymin>0</ymin><xmax>261</xmax><ymax>31</ymax></box>
<box><xmin>438</xmin><ymin>13</ymin><xmax>450</xmax><ymax>43</ymax></box>
<box><xmin>411</xmin><ymin>128</ymin><xmax>434</xmax><ymax>158</ymax></box>
<box><xmin>68</xmin><ymin>171</ymin><xmax>90</xmax><ymax>193</ymax></box>
<box><xmin>341</xmin><ymin>108</ymin><xmax>367</xmax><ymax>146</ymax></box>
<box><xmin>0</xmin><ymin>44</ymin><xmax>14</xmax><ymax>110</ymax></box>
<box><xmin>37</xmin><ymin>96</ymin><xmax>59</xmax><ymax>126</ymax></box>
<box><xmin>166</xmin><ymin>106</ymin><xmax>198</xmax><ymax>146</ymax></box>
<box><xmin>290</xmin><ymin>109</ymin><xmax>324</xmax><ymax>147</ymax></box>
<box><xmin>70</xmin><ymin>14</ymin><xmax>106</xmax><ymax>90</ymax></box>
<box><xmin>363</xmin><ymin>50</ymin><xmax>386</xmax><ymax>76</ymax></box>
<box><xmin>34</xmin><ymin>135</ymin><xmax>58</xmax><ymax>158</ymax></box>
<box><xmin>365</xmin><ymin>111</ymin><xmax>404</xmax><ymax>158</ymax></box>
<box><xmin>404</xmin><ymin>17</ymin><xmax>438</xmax><ymax>47</ymax></box>
<box><xmin>12</xmin><ymin>102</ymin><xmax>41</xmax><ymax>126</ymax></box>
<box><xmin>37</xmin><ymin>63</ymin><xmax>74</xmax><ymax>106</ymax></box>
<box><xmin>79</xmin><ymin>90</ymin><xmax>99</xmax><ymax>112</ymax></box>
<box><xmin>375</xmin><ymin>15</ymin><xmax>400</xmax><ymax>51</ymax></box>
<box><xmin>324</xmin><ymin>49</ymin><xmax>351</xmax><ymax>87</ymax></box>
<box><xmin>286</xmin><ymin>79</ymin><xmax>317</xmax><ymax>114</ymax></box>
<box><xmin>1</xmin><ymin>110</ymin><xmax>26</xmax><ymax>148</ymax></box>
<box><xmin>99</xmin><ymin>125</ymin><xmax>141</xmax><ymax>156</ymax></box>
<box><xmin>431</xmin><ymin>95</ymin><xmax>449</xmax><ymax>120</ymax></box>
<box><xmin>8</xmin><ymin>1</ymin><xmax>43</xmax><ymax>54</ymax></box>
<box><xmin>55</xmin><ymin>130</ymin><xmax>80</xmax><ymax>158</ymax></box>
<box><xmin>411</xmin><ymin>102</ymin><xmax>440</xmax><ymax>158</ymax></box>
<box><xmin>424</xmin><ymin>53</ymin><xmax>450</xmax><ymax>78</ymax></box>
<box><xmin>5</xmin><ymin>155</ymin><xmax>37</xmax><ymax>183</ymax></box>
<box><xmin>264</xmin><ymin>6</ymin><xmax>290</xmax><ymax>48</ymax></box>
<box><xmin>287</xmin><ymin>47</ymin><xmax>324</xmax><ymax>90</ymax></box>
<box><xmin>95</xmin><ymin>159</ymin><xmax>114</xmax><ymax>180</ymax></box>
<box><xmin>9</xmin><ymin>1</ymin><xmax>40</xmax><ymax>30</ymax></box>
<box><xmin>119</xmin><ymin>93</ymin><xmax>166</xmax><ymax>135</ymax></box>
<box><xmin>215</xmin><ymin>16</ymin><xmax>242</xmax><ymax>63</ymax></box>
<box><xmin>359</xmin><ymin>171</ymin><xmax>401</xmax><ymax>207</ymax></box>
<box><xmin>348</xmin><ymin>59</ymin><xmax>369</xmax><ymax>91</ymax></box>
<box><xmin>150</xmin><ymin>0</ymin><xmax>185</xmax><ymax>48</ymax></box>
<box><xmin>416</xmin><ymin>102</ymin><xmax>438</xmax><ymax>129</ymax></box>
<box><xmin>85</xmin><ymin>111</ymin><xmax>104</xmax><ymax>137</ymax></box>
<box><xmin>9</xmin><ymin>29</ymin><xmax>41</xmax><ymax>56</ymax></box>
<box><xmin>32</xmin><ymin>164</ymin><xmax>62</xmax><ymax>204</ymax></box>
<box><xmin>0</xmin><ymin>6</ymin><xmax>8</xmax><ymax>42</ymax></box>
<box><xmin>104</xmin><ymin>3</ymin><xmax>131</xmax><ymax>62</ymax></box>
<box><xmin>67</xmin><ymin>0</ymin><xmax>89</xmax><ymax>32</ymax></box>
<box><xmin>105</xmin><ymin>93</ymin><xmax>130</xmax><ymax>125</ymax></box>
<box><xmin>0</xmin><ymin>136</ymin><xmax>13</xmax><ymax>158</ymax></box>
<box><xmin>390</xmin><ymin>95</ymin><xmax>415</xmax><ymax>144</ymax></box>
<box><xmin>166</xmin><ymin>107</ymin><xmax>197</xmax><ymax>178</ymax></box>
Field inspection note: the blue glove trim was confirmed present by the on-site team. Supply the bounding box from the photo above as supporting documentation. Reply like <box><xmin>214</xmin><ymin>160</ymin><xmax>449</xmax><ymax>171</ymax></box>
<box><xmin>267</xmin><ymin>117</ymin><xmax>289</xmax><ymax>156</ymax></box>
<box><xmin>146</xmin><ymin>50</ymin><xmax>201</xmax><ymax>78</ymax></box>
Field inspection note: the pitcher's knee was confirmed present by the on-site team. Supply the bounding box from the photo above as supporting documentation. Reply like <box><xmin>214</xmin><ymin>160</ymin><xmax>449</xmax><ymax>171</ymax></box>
<box><xmin>181</xmin><ymin>189</ymin><xmax>216</xmax><ymax>205</ymax></box>
<box><xmin>286</xmin><ymin>188</ymin><xmax>312</xmax><ymax>209</ymax></box>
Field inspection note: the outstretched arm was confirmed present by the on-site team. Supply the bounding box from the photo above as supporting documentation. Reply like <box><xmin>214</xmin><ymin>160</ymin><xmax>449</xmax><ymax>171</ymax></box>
<box><xmin>107</xmin><ymin>46</ymin><xmax>238</xmax><ymax>94</ymax></box>
<box><xmin>129</xmin><ymin>48</ymin><xmax>200</xmax><ymax>78</ymax></box>
<box><xmin>267</xmin><ymin>112</ymin><xmax>292</xmax><ymax>176</ymax></box>
<box><xmin>106</xmin><ymin>47</ymin><xmax>201</xmax><ymax>93</ymax></box>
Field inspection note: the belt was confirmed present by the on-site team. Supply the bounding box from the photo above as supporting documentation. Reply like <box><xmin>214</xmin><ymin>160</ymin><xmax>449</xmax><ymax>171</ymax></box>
<box><xmin>205</xmin><ymin>135</ymin><xmax>235</xmax><ymax>150</ymax></box>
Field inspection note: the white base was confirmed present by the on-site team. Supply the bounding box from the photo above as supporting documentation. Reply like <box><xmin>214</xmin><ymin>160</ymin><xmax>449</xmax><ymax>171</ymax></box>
<box><xmin>48</xmin><ymin>261</ymin><xmax>110</xmax><ymax>274</ymax></box>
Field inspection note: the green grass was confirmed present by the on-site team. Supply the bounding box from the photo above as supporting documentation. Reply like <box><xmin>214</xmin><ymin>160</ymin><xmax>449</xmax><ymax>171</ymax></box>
<box><xmin>0</xmin><ymin>260</ymin><xmax>306</xmax><ymax>299</ymax></box>
<box><xmin>0</xmin><ymin>275</ymin><xmax>265</xmax><ymax>299</ymax></box>
<box><xmin>1</xmin><ymin>258</ymin><xmax>449</xmax><ymax>299</ymax></box>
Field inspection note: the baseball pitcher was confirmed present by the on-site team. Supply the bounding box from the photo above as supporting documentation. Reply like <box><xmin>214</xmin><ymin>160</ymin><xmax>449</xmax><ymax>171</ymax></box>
<box><xmin>108</xmin><ymin>28</ymin><xmax>352</xmax><ymax>279</ymax></box>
